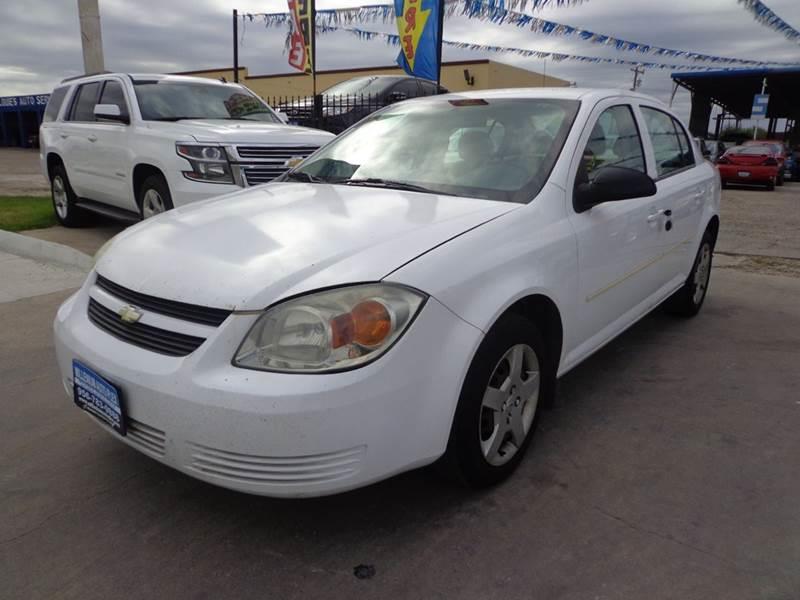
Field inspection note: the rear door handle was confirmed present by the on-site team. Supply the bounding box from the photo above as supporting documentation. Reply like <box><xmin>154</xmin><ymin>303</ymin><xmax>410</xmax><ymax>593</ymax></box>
<box><xmin>87</xmin><ymin>135</ymin><xmax>98</xmax><ymax>142</ymax></box>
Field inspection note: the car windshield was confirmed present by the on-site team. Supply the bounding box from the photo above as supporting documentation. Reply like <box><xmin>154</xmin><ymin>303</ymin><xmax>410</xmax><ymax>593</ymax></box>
<box><xmin>323</xmin><ymin>77</ymin><xmax>397</xmax><ymax>96</ymax></box>
<box><xmin>133</xmin><ymin>81</ymin><xmax>280</xmax><ymax>122</ymax></box>
<box><xmin>291</xmin><ymin>97</ymin><xmax>580</xmax><ymax>203</ymax></box>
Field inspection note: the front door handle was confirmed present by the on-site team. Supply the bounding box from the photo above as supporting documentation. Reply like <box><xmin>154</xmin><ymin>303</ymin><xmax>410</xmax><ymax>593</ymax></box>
<box><xmin>87</xmin><ymin>135</ymin><xmax>98</xmax><ymax>142</ymax></box>
<box><xmin>647</xmin><ymin>208</ymin><xmax>672</xmax><ymax>222</ymax></box>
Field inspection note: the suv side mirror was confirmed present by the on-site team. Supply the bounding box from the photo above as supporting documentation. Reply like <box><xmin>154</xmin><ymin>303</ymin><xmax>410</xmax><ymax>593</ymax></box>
<box><xmin>388</xmin><ymin>91</ymin><xmax>408</xmax><ymax>103</ymax></box>
<box><xmin>574</xmin><ymin>166</ymin><xmax>657</xmax><ymax>213</ymax></box>
<box><xmin>94</xmin><ymin>104</ymin><xmax>129</xmax><ymax>124</ymax></box>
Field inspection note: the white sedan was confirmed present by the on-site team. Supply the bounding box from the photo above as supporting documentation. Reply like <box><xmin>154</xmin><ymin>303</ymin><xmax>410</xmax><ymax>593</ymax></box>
<box><xmin>54</xmin><ymin>89</ymin><xmax>720</xmax><ymax>497</ymax></box>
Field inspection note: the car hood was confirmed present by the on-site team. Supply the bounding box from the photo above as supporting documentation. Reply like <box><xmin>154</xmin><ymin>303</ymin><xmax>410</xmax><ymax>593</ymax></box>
<box><xmin>96</xmin><ymin>183</ymin><xmax>518</xmax><ymax>311</ymax></box>
<box><xmin>146</xmin><ymin>120</ymin><xmax>334</xmax><ymax>145</ymax></box>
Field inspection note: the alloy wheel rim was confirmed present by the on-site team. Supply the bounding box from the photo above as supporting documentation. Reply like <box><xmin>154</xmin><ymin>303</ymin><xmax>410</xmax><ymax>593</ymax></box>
<box><xmin>142</xmin><ymin>189</ymin><xmax>166</xmax><ymax>218</ymax></box>
<box><xmin>53</xmin><ymin>176</ymin><xmax>68</xmax><ymax>219</ymax></box>
<box><xmin>479</xmin><ymin>343</ymin><xmax>540</xmax><ymax>466</ymax></box>
<box><xmin>693</xmin><ymin>243</ymin><xmax>712</xmax><ymax>305</ymax></box>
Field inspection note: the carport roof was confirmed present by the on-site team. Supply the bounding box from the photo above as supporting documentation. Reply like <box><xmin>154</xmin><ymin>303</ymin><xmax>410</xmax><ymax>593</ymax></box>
<box><xmin>672</xmin><ymin>67</ymin><xmax>800</xmax><ymax>120</ymax></box>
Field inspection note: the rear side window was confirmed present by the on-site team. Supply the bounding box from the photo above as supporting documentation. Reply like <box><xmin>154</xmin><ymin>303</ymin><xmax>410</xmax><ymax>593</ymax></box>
<box><xmin>641</xmin><ymin>107</ymin><xmax>693</xmax><ymax>177</ymax></box>
<box><xmin>99</xmin><ymin>80</ymin><xmax>129</xmax><ymax>120</ymax></box>
<box><xmin>671</xmin><ymin>116</ymin><xmax>695</xmax><ymax>168</ymax></box>
<box><xmin>68</xmin><ymin>82</ymin><xmax>101</xmax><ymax>122</ymax></box>
<box><xmin>43</xmin><ymin>87</ymin><xmax>69</xmax><ymax>122</ymax></box>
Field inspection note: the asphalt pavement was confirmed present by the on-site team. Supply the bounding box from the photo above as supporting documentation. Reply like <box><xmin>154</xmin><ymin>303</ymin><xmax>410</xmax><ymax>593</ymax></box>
<box><xmin>2</xmin><ymin>264</ymin><xmax>799</xmax><ymax>599</ymax></box>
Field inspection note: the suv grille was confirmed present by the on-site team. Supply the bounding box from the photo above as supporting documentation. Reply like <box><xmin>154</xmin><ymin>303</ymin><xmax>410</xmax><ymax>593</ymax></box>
<box><xmin>236</xmin><ymin>145</ymin><xmax>319</xmax><ymax>160</ymax></box>
<box><xmin>88</xmin><ymin>298</ymin><xmax>205</xmax><ymax>357</ymax></box>
<box><xmin>96</xmin><ymin>274</ymin><xmax>231</xmax><ymax>326</ymax></box>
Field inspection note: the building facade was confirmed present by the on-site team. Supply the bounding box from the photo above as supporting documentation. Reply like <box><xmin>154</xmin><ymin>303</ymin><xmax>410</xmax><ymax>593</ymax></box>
<box><xmin>175</xmin><ymin>59</ymin><xmax>569</xmax><ymax>98</ymax></box>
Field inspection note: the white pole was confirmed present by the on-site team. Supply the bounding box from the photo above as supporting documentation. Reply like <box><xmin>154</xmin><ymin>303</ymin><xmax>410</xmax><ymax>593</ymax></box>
<box><xmin>78</xmin><ymin>0</ymin><xmax>105</xmax><ymax>74</ymax></box>
<box><xmin>754</xmin><ymin>77</ymin><xmax>766</xmax><ymax>141</ymax></box>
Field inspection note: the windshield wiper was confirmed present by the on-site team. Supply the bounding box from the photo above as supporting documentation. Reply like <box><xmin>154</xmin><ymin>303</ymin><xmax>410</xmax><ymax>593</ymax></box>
<box><xmin>341</xmin><ymin>178</ymin><xmax>440</xmax><ymax>195</ymax></box>
<box><xmin>284</xmin><ymin>171</ymin><xmax>324</xmax><ymax>183</ymax></box>
<box><xmin>148</xmin><ymin>116</ymin><xmax>208</xmax><ymax>122</ymax></box>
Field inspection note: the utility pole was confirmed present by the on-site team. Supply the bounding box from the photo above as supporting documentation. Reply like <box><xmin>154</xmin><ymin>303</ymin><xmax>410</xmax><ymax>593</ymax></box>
<box><xmin>77</xmin><ymin>0</ymin><xmax>105</xmax><ymax>74</ymax></box>
<box><xmin>630</xmin><ymin>65</ymin><xmax>644</xmax><ymax>91</ymax></box>
<box><xmin>233</xmin><ymin>9</ymin><xmax>239</xmax><ymax>82</ymax></box>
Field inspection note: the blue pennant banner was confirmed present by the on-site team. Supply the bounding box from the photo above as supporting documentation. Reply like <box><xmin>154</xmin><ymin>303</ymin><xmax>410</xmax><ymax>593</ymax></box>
<box><xmin>737</xmin><ymin>0</ymin><xmax>800</xmax><ymax>45</ymax></box>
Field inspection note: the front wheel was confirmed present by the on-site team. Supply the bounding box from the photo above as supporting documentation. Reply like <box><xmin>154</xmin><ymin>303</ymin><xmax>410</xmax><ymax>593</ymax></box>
<box><xmin>443</xmin><ymin>313</ymin><xmax>554</xmax><ymax>488</ymax></box>
<box><xmin>138</xmin><ymin>174</ymin><xmax>174</xmax><ymax>219</ymax></box>
<box><xmin>665</xmin><ymin>232</ymin><xmax>714</xmax><ymax>317</ymax></box>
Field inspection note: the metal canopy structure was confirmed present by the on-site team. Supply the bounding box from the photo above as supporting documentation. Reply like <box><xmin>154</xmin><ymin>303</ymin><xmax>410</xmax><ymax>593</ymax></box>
<box><xmin>672</xmin><ymin>67</ymin><xmax>800</xmax><ymax>140</ymax></box>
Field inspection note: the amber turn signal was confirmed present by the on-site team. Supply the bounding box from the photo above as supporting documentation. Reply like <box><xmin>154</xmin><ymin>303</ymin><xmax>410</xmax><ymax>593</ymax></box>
<box><xmin>330</xmin><ymin>300</ymin><xmax>392</xmax><ymax>349</ymax></box>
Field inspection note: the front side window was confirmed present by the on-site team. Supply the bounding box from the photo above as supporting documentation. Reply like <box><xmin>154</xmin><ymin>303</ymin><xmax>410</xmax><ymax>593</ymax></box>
<box><xmin>576</xmin><ymin>105</ymin><xmax>645</xmax><ymax>186</ymax></box>
<box><xmin>292</xmin><ymin>97</ymin><xmax>580</xmax><ymax>203</ymax></box>
<box><xmin>43</xmin><ymin>87</ymin><xmax>68</xmax><ymax>122</ymax></box>
<box><xmin>99</xmin><ymin>80</ymin><xmax>129</xmax><ymax>120</ymax></box>
<box><xmin>642</xmin><ymin>107</ymin><xmax>690</xmax><ymax>177</ymax></box>
<box><xmin>133</xmin><ymin>81</ymin><xmax>280</xmax><ymax>122</ymax></box>
<box><xmin>68</xmin><ymin>82</ymin><xmax>101</xmax><ymax>122</ymax></box>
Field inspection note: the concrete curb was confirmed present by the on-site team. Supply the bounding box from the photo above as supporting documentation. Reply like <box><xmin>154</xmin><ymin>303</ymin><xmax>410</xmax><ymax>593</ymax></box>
<box><xmin>0</xmin><ymin>229</ymin><xmax>92</xmax><ymax>272</ymax></box>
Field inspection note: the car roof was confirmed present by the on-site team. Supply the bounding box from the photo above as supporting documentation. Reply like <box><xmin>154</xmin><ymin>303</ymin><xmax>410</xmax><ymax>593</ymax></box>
<box><xmin>436</xmin><ymin>87</ymin><xmax>666</xmax><ymax>104</ymax></box>
<box><xmin>58</xmin><ymin>72</ymin><xmax>242</xmax><ymax>87</ymax></box>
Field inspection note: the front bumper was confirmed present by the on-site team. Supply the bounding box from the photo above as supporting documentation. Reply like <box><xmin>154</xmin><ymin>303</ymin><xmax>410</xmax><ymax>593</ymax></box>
<box><xmin>53</xmin><ymin>276</ymin><xmax>483</xmax><ymax>497</ymax></box>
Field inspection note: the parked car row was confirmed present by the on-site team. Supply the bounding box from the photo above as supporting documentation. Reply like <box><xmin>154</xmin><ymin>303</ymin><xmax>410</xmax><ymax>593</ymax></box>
<box><xmin>703</xmin><ymin>138</ymin><xmax>796</xmax><ymax>191</ymax></box>
<box><xmin>49</xmin><ymin>84</ymin><xmax>721</xmax><ymax>498</ymax></box>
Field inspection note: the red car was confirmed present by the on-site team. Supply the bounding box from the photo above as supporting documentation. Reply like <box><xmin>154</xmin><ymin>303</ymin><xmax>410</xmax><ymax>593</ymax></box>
<box><xmin>716</xmin><ymin>144</ymin><xmax>780</xmax><ymax>190</ymax></box>
<box><xmin>743</xmin><ymin>139</ymin><xmax>788</xmax><ymax>185</ymax></box>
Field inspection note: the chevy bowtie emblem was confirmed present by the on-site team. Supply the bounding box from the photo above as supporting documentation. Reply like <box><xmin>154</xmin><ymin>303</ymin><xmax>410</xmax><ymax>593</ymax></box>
<box><xmin>118</xmin><ymin>305</ymin><xmax>143</xmax><ymax>324</ymax></box>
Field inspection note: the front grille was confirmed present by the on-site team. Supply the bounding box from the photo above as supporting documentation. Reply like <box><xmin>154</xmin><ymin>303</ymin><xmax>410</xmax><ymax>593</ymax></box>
<box><xmin>96</xmin><ymin>274</ymin><xmax>231</xmax><ymax>327</ymax></box>
<box><xmin>188</xmin><ymin>443</ymin><xmax>365</xmax><ymax>486</ymax></box>
<box><xmin>236</xmin><ymin>145</ymin><xmax>319</xmax><ymax>160</ymax></box>
<box><xmin>243</xmin><ymin>165</ymin><xmax>292</xmax><ymax>186</ymax></box>
<box><xmin>88</xmin><ymin>298</ymin><xmax>205</xmax><ymax>357</ymax></box>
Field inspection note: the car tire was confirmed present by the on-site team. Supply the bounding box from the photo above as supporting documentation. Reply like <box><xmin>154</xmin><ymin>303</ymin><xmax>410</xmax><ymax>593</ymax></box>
<box><xmin>442</xmin><ymin>313</ymin><xmax>555</xmax><ymax>488</ymax></box>
<box><xmin>720</xmin><ymin>180</ymin><xmax>728</xmax><ymax>190</ymax></box>
<box><xmin>776</xmin><ymin>173</ymin><xmax>784</xmax><ymax>186</ymax></box>
<box><xmin>665</xmin><ymin>230</ymin><xmax>715</xmax><ymax>318</ymax></box>
<box><xmin>138</xmin><ymin>174</ymin><xmax>174</xmax><ymax>219</ymax></box>
<box><xmin>50</xmin><ymin>164</ymin><xmax>89</xmax><ymax>228</ymax></box>
<box><xmin>766</xmin><ymin>178</ymin><xmax>775</xmax><ymax>191</ymax></box>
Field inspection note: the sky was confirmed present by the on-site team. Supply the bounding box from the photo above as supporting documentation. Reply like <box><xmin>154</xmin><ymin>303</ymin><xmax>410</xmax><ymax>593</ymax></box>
<box><xmin>1</xmin><ymin>0</ymin><xmax>799</xmax><ymax>121</ymax></box>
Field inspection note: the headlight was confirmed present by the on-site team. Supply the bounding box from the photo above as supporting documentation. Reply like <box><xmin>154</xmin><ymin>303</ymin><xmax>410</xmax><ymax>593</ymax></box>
<box><xmin>233</xmin><ymin>284</ymin><xmax>426</xmax><ymax>373</ymax></box>
<box><xmin>176</xmin><ymin>144</ymin><xmax>233</xmax><ymax>184</ymax></box>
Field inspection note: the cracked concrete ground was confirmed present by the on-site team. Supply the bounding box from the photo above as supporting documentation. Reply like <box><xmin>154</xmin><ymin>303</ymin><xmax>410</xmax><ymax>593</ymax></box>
<box><xmin>2</xmin><ymin>266</ymin><xmax>799</xmax><ymax>599</ymax></box>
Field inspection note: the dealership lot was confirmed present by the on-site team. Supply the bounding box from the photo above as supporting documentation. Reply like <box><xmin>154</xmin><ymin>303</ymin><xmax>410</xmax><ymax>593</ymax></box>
<box><xmin>0</xmin><ymin>178</ymin><xmax>798</xmax><ymax>599</ymax></box>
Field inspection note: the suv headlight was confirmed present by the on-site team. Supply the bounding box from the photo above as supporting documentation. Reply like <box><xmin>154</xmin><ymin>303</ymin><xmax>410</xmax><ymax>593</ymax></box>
<box><xmin>233</xmin><ymin>284</ymin><xmax>426</xmax><ymax>373</ymax></box>
<box><xmin>176</xmin><ymin>144</ymin><xmax>234</xmax><ymax>184</ymax></box>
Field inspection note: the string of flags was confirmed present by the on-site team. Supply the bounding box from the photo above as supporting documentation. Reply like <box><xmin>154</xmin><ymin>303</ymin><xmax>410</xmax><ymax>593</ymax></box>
<box><xmin>244</xmin><ymin>0</ymin><xmax>799</xmax><ymax>67</ymax></box>
<box><xmin>319</xmin><ymin>26</ymin><xmax>760</xmax><ymax>72</ymax></box>
<box><xmin>737</xmin><ymin>0</ymin><xmax>800</xmax><ymax>45</ymax></box>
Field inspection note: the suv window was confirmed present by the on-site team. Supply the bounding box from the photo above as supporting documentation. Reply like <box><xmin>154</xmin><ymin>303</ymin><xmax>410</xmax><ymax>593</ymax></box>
<box><xmin>391</xmin><ymin>80</ymin><xmax>421</xmax><ymax>99</ymax></box>
<box><xmin>43</xmin><ymin>87</ymin><xmax>69</xmax><ymax>122</ymax></box>
<box><xmin>642</xmin><ymin>107</ymin><xmax>692</xmax><ymax>177</ymax></box>
<box><xmin>68</xmin><ymin>81</ymin><xmax>101</xmax><ymax>122</ymax></box>
<box><xmin>99</xmin><ymin>80</ymin><xmax>129</xmax><ymax>120</ymax></box>
<box><xmin>577</xmin><ymin>105</ymin><xmax>645</xmax><ymax>185</ymax></box>
<box><xmin>418</xmin><ymin>80</ymin><xmax>440</xmax><ymax>97</ymax></box>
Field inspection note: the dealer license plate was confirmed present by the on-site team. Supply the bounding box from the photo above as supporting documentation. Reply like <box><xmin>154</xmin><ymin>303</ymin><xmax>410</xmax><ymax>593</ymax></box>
<box><xmin>73</xmin><ymin>360</ymin><xmax>126</xmax><ymax>435</ymax></box>
<box><xmin>738</xmin><ymin>171</ymin><xmax>750</xmax><ymax>177</ymax></box>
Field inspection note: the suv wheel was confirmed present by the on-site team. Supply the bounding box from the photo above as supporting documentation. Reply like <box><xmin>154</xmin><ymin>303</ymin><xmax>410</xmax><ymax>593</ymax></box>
<box><xmin>138</xmin><ymin>174</ymin><xmax>174</xmax><ymax>219</ymax></box>
<box><xmin>50</xmin><ymin>164</ymin><xmax>88</xmax><ymax>227</ymax></box>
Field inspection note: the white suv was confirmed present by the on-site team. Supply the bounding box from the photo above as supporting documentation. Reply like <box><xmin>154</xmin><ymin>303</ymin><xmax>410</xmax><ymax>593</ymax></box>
<box><xmin>39</xmin><ymin>73</ymin><xmax>334</xmax><ymax>226</ymax></box>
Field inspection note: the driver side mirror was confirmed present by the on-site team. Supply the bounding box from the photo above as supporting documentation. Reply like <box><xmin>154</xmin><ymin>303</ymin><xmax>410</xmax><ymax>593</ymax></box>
<box><xmin>94</xmin><ymin>103</ymin><xmax>129</xmax><ymax>124</ymax></box>
<box><xmin>574</xmin><ymin>166</ymin><xmax>657</xmax><ymax>213</ymax></box>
